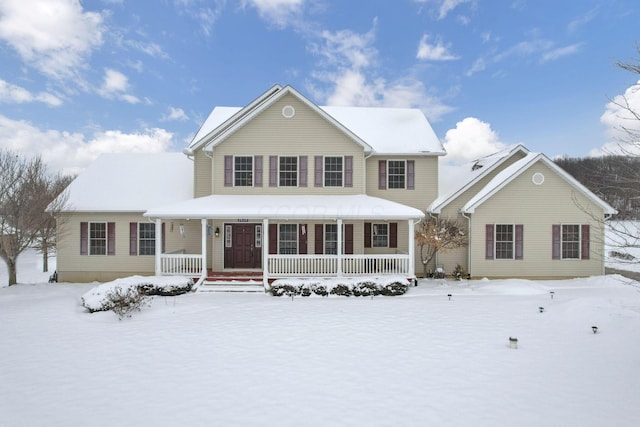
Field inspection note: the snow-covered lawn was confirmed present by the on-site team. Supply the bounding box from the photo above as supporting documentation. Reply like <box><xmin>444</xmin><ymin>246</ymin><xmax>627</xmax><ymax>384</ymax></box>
<box><xmin>1</xmin><ymin>250</ymin><xmax>640</xmax><ymax>426</ymax></box>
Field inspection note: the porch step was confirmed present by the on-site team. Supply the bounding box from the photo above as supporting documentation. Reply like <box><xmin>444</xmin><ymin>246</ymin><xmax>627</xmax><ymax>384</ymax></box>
<box><xmin>196</xmin><ymin>279</ymin><xmax>265</xmax><ymax>293</ymax></box>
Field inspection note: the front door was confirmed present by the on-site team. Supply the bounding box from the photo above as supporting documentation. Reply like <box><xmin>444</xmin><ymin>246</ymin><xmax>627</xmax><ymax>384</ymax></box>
<box><xmin>224</xmin><ymin>223</ymin><xmax>262</xmax><ymax>269</ymax></box>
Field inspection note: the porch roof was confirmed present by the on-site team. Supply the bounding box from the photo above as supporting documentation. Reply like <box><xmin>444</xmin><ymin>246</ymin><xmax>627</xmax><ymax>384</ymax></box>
<box><xmin>143</xmin><ymin>194</ymin><xmax>424</xmax><ymax>221</ymax></box>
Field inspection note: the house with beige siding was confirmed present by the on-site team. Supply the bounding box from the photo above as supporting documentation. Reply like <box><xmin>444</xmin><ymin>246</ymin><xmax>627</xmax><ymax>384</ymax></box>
<box><xmin>55</xmin><ymin>84</ymin><xmax>615</xmax><ymax>286</ymax></box>
<box><xmin>429</xmin><ymin>144</ymin><xmax>617</xmax><ymax>279</ymax></box>
<box><xmin>56</xmin><ymin>84</ymin><xmax>443</xmax><ymax>287</ymax></box>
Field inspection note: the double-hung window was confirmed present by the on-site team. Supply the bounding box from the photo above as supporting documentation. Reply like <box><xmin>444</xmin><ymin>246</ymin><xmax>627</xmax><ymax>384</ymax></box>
<box><xmin>279</xmin><ymin>156</ymin><xmax>298</xmax><ymax>187</ymax></box>
<box><xmin>234</xmin><ymin>156</ymin><xmax>253</xmax><ymax>187</ymax></box>
<box><xmin>561</xmin><ymin>224</ymin><xmax>580</xmax><ymax>259</ymax></box>
<box><xmin>388</xmin><ymin>160</ymin><xmax>406</xmax><ymax>189</ymax></box>
<box><xmin>279</xmin><ymin>224</ymin><xmax>298</xmax><ymax>254</ymax></box>
<box><xmin>495</xmin><ymin>224</ymin><xmax>514</xmax><ymax>259</ymax></box>
<box><xmin>89</xmin><ymin>222</ymin><xmax>107</xmax><ymax>255</ymax></box>
<box><xmin>372</xmin><ymin>223</ymin><xmax>389</xmax><ymax>247</ymax></box>
<box><xmin>138</xmin><ymin>223</ymin><xmax>156</xmax><ymax>255</ymax></box>
<box><xmin>324</xmin><ymin>156</ymin><xmax>343</xmax><ymax>187</ymax></box>
<box><xmin>324</xmin><ymin>224</ymin><xmax>338</xmax><ymax>254</ymax></box>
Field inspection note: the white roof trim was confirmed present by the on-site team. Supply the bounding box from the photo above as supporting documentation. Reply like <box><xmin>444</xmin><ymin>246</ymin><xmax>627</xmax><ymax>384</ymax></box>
<box><xmin>144</xmin><ymin>194</ymin><xmax>425</xmax><ymax>220</ymax></box>
<box><xmin>429</xmin><ymin>144</ymin><xmax>530</xmax><ymax>213</ymax></box>
<box><xmin>462</xmin><ymin>153</ymin><xmax>617</xmax><ymax>215</ymax></box>
<box><xmin>200</xmin><ymin>85</ymin><xmax>373</xmax><ymax>153</ymax></box>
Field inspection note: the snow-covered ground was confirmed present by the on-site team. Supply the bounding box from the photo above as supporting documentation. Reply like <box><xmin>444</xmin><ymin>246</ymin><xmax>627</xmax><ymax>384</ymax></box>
<box><xmin>1</xmin><ymin>248</ymin><xmax>640</xmax><ymax>426</ymax></box>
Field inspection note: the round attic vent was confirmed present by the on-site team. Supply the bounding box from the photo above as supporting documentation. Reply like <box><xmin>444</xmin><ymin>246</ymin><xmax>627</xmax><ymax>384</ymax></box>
<box><xmin>282</xmin><ymin>105</ymin><xmax>295</xmax><ymax>118</ymax></box>
<box><xmin>532</xmin><ymin>172</ymin><xmax>545</xmax><ymax>185</ymax></box>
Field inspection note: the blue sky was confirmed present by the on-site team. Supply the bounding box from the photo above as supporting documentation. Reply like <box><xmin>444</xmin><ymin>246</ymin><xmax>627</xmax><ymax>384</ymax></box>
<box><xmin>0</xmin><ymin>0</ymin><xmax>638</xmax><ymax>174</ymax></box>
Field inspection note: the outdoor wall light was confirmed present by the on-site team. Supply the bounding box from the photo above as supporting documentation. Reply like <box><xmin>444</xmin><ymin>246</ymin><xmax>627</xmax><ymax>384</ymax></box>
<box><xmin>215</xmin><ymin>227</ymin><xmax>220</xmax><ymax>237</ymax></box>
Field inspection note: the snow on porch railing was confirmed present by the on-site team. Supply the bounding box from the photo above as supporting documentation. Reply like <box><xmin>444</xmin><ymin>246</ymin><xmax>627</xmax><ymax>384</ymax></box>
<box><xmin>268</xmin><ymin>254</ymin><xmax>410</xmax><ymax>277</ymax></box>
<box><xmin>160</xmin><ymin>254</ymin><xmax>202</xmax><ymax>275</ymax></box>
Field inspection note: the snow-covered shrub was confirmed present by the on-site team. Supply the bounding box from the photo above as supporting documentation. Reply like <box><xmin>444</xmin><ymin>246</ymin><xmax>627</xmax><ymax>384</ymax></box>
<box><xmin>379</xmin><ymin>279</ymin><xmax>409</xmax><ymax>296</ymax></box>
<box><xmin>106</xmin><ymin>286</ymin><xmax>152</xmax><ymax>320</ymax></box>
<box><xmin>330</xmin><ymin>283</ymin><xmax>352</xmax><ymax>297</ymax></box>
<box><xmin>268</xmin><ymin>277</ymin><xmax>410</xmax><ymax>297</ymax></box>
<box><xmin>352</xmin><ymin>280</ymin><xmax>379</xmax><ymax>297</ymax></box>
<box><xmin>81</xmin><ymin>276</ymin><xmax>193</xmax><ymax>313</ymax></box>
<box><xmin>312</xmin><ymin>283</ymin><xmax>328</xmax><ymax>297</ymax></box>
<box><xmin>270</xmin><ymin>283</ymin><xmax>299</xmax><ymax>297</ymax></box>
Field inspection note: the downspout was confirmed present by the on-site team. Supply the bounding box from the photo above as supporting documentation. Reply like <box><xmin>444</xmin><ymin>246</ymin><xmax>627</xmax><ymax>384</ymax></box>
<box><xmin>461</xmin><ymin>210</ymin><xmax>471</xmax><ymax>278</ymax></box>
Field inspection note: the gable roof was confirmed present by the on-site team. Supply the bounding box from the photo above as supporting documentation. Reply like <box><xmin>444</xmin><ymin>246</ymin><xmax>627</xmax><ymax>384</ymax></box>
<box><xmin>61</xmin><ymin>153</ymin><xmax>193</xmax><ymax>212</ymax></box>
<box><xmin>429</xmin><ymin>144</ymin><xmax>530</xmax><ymax>213</ymax></box>
<box><xmin>461</xmin><ymin>152</ymin><xmax>617</xmax><ymax>215</ymax></box>
<box><xmin>185</xmin><ymin>84</ymin><xmax>445</xmax><ymax>156</ymax></box>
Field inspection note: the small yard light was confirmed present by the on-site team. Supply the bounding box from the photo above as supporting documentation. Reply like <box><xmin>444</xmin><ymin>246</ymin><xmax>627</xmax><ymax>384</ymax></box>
<box><xmin>592</xmin><ymin>326</ymin><xmax>598</xmax><ymax>334</ymax></box>
<box><xmin>550</xmin><ymin>291</ymin><xmax>555</xmax><ymax>299</ymax></box>
<box><xmin>509</xmin><ymin>337</ymin><xmax>518</xmax><ymax>349</ymax></box>
<box><xmin>539</xmin><ymin>306</ymin><xmax>545</xmax><ymax>313</ymax></box>
<box><xmin>447</xmin><ymin>293</ymin><xmax>452</xmax><ymax>301</ymax></box>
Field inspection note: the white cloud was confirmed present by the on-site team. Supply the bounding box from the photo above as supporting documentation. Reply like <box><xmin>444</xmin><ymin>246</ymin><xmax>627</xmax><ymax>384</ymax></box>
<box><xmin>0</xmin><ymin>79</ymin><xmax>62</xmax><ymax>106</ymax></box>
<box><xmin>414</xmin><ymin>0</ymin><xmax>472</xmax><ymax>20</ymax></box>
<box><xmin>0</xmin><ymin>114</ymin><xmax>174</xmax><ymax>175</ymax></box>
<box><xmin>466</xmin><ymin>57</ymin><xmax>486</xmax><ymax>76</ymax></box>
<box><xmin>541</xmin><ymin>43</ymin><xmax>582</xmax><ymax>63</ymax></box>
<box><xmin>0</xmin><ymin>0</ymin><xmax>104</xmax><ymax>79</ymax></box>
<box><xmin>309</xmin><ymin>21</ymin><xmax>453</xmax><ymax>122</ymax></box>
<box><xmin>590</xmin><ymin>81</ymin><xmax>640</xmax><ymax>156</ymax></box>
<box><xmin>173</xmin><ymin>0</ymin><xmax>226</xmax><ymax>37</ymax></box>
<box><xmin>241</xmin><ymin>0</ymin><xmax>305</xmax><ymax>29</ymax></box>
<box><xmin>97</xmin><ymin>68</ymin><xmax>140</xmax><ymax>104</ymax></box>
<box><xmin>416</xmin><ymin>34</ymin><xmax>459</xmax><ymax>61</ymax></box>
<box><xmin>163</xmin><ymin>107</ymin><xmax>189</xmax><ymax>122</ymax></box>
<box><xmin>443</xmin><ymin>117</ymin><xmax>506</xmax><ymax>164</ymax></box>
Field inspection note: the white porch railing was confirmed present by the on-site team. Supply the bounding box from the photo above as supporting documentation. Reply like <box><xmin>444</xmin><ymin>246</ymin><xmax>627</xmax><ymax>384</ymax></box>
<box><xmin>160</xmin><ymin>254</ymin><xmax>203</xmax><ymax>275</ymax></box>
<box><xmin>268</xmin><ymin>254</ymin><xmax>410</xmax><ymax>277</ymax></box>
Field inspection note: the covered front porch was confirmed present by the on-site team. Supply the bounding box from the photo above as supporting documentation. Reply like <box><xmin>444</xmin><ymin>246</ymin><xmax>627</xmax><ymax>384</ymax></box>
<box><xmin>144</xmin><ymin>194</ymin><xmax>424</xmax><ymax>288</ymax></box>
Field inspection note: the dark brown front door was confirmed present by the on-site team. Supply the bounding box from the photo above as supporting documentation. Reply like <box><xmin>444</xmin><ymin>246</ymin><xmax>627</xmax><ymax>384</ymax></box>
<box><xmin>224</xmin><ymin>223</ymin><xmax>262</xmax><ymax>269</ymax></box>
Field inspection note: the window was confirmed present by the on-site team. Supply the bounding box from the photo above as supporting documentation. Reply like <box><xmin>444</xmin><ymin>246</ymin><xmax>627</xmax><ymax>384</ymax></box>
<box><xmin>89</xmin><ymin>222</ymin><xmax>106</xmax><ymax>255</ymax></box>
<box><xmin>279</xmin><ymin>156</ymin><xmax>298</xmax><ymax>186</ymax></box>
<box><xmin>255</xmin><ymin>225</ymin><xmax>262</xmax><ymax>248</ymax></box>
<box><xmin>138</xmin><ymin>223</ymin><xmax>155</xmax><ymax>255</ymax></box>
<box><xmin>324</xmin><ymin>157</ymin><xmax>343</xmax><ymax>187</ymax></box>
<box><xmin>495</xmin><ymin>224</ymin><xmax>514</xmax><ymax>259</ymax></box>
<box><xmin>234</xmin><ymin>156</ymin><xmax>253</xmax><ymax>186</ymax></box>
<box><xmin>562</xmin><ymin>224</ymin><xmax>580</xmax><ymax>259</ymax></box>
<box><xmin>372</xmin><ymin>223</ymin><xmax>388</xmax><ymax>247</ymax></box>
<box><xmin>279</xmin><ymin>224</ymin><xmax>298</xmax><ymax>254</ymax></box>
<box><xmin>388</xmin><ymin>160</ymin><xmax>406</xmax><ymax>189</ymax></box>
<box><xmin>324</xmin><ymin>224</ymin><xmax>338</xmax><ymax>254</ymax></box>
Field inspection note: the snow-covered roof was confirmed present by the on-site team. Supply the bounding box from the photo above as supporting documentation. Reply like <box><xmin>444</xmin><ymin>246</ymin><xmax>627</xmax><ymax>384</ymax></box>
<box><xmin>144</xmin><ymin>194</ymin><xmax>424</xmax><ymax>220</ymax></box>
<box><xmin>462</xmin><ymin>152</ymin><xmax>617</xmax><ymax>215</ymax></box>
<box><xmin>62</xmin><ymin>153</ymin><xmax>193</xmax><ymax>212</ymax></box>
<box><xmin>429</xmin><ymin>144</ymin><xmax>529</xmax><ymax>213</ymax></box>
<box><xmin>187</xmin><ymin>85</ymin><xmax>444</xmax><ymax>156</ymax></box>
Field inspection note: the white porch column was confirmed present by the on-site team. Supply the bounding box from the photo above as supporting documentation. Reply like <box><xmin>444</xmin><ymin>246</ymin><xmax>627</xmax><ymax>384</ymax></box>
<box><xmin>201</xmin><ymin>219</ymin><xmax>207</xmax><ymax>277</ymax></box>
<box><xmin>337</xmin><ymin>218</ymin><xmax>343</xmax><ymax>276</ymax></box>
<box><xmin>263</xmin><ymin>218</ymin><xmax>269</xmax><ymax>288</ymax></box>
<box><xmin>155</xmin><ymin>218</ymin><xmax>162</xmax><ymax>275</ymax></box>
<box><xmin>408</xmin><ymin>219</ymin><xmax>415</xmax><ymax>278</ymax></box>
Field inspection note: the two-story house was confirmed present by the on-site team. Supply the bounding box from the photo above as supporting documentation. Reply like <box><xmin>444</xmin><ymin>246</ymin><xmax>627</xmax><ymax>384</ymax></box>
<box><xmin>55</xmin><ymin>84</ymin><xmax>443</xmax><ymax>287</ymax></box>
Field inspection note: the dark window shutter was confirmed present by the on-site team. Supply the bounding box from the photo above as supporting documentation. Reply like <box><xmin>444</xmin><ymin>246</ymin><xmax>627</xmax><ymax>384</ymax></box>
<box><xmin>389</xmin><ymin>222</ymin><xmax>398</xmax><ymax>248</ymax></box>
<box><xmin>485</xmin><ymin>224</ymin><xmax>494</xmax><ymax>260</ymax></box>
<box><xmin>552</xmin><ymin>225</ymin><xmax>561</xmax><ymax>260</ymax></box>
<box><xmin>80</xmin><ymin>222</ymin><xmax>88</xmax><ymax>255</ymax></box>
<box><xmin>269</xmin><ymin>224</ymin><xmax>277</xmax><ymax>254</ymax></box>
<box><xmin>315</xmin><ymin>224</ymin><xmax>324</xmax><ymax>254</ymax></box>
<box><xmin>299</xmin><ymin>156</ymin><xmax>307</xmax><ymax>187</ymax></box>
<box><xmin>129</xmin><ymin>222</ymin><xmax>137</xmax><ymax>256</ymax></box>
<box><xmin>407</xmin><ymin>160</ymin><xmax>415</xmax><ymax>190</ymax></box>
<box><xmin>344</xmin><ymin>224</ymin><xmax>354</xmax><ymax>254</ymax></box>
<box><xmin>161</xmin><ymin>222</ymin><xmax>165</xmax><ymax>253</ymax></box>
<box><xmin>345</xmin><ymin>156</ymin><xmax>353</xmax><ymax>187</ymax></box>
<box><xmin>269</xmin><ymin>156</ymin><xmax>277</xmax><ymax>187</ymax></box>
<box><xmin>254</xmin><ymin>156</ymin><xmax>263</xmax><ymax>187</ymax></box>
<box><xmin>314</xmin><ymin>156</ymin><xmax>323</xmax><ymax>187</ymax></box>
<box><xmin>298</xmin><ymin>224</ymin><xmax>307</xmax><ymax>254</ymax></box>
<box><xmin>107</xmin><ymin>222</ymin><xmax>116</xmax><ymax>256</ymax></box>
<box><xmin>515</xmin><ymin>224</ymin><xmax>523</xmax><ymax>260</ymax></box>
<box><xmin>224</xmin><ymin>155</ymin><xmax>233</xmax><ymax>187</ymax></box>
<box><xmin>581</xmin><ymin>224</ymin><xmax>590</xmax><ymax>260</ymax></box>
<box><xmin>364</xmin><ymin>222</ymin><xmax>372</xmax><ymax>248</ymax></box>
<box><xmin>378</xmin><ymin>160</ymin><xmax>387</xmax><ymax>190</ymax></box>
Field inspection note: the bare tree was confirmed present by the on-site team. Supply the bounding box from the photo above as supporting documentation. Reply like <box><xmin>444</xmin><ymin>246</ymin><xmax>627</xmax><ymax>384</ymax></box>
<box><xmin>415</xmin><ymin>215</ymin><xmax>468</xmax><ymax>277</ymax></box>
<box><xmin>0</xmin><ymin>151</ymin><xmax>68</xmax><ymax>285</ymax></box>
